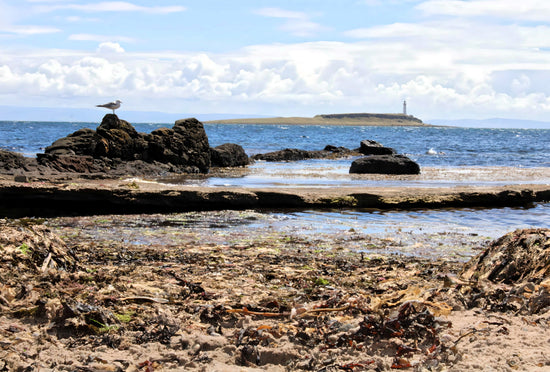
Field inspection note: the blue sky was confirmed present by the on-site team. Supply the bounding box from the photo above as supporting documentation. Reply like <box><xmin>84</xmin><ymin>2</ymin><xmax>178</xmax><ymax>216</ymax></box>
<box><xmin>1</xmin><ymin>0</ymin><xmax>550</xmax><ymax>122</ymax></box>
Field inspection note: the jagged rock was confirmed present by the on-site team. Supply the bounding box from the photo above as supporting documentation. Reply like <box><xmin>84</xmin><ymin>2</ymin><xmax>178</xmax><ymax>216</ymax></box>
<box><xmin>357</xmin><ymin>140</ymin><xmax>396</xmax><ymax>155</ymax></box>
<box><xmin>349</xmin><ymin>155</ymin><xmax>420</xmax><ymax>174</ymax></box>
<box><xmin>252</xmin><ymin>148</ymin><xmax>314</xmax><ymax>162</ymax></box>
<box><xmin>210</xmin><ymin>143</ymin><xmax>249</xmax><ymax>167</ymax></box>
<box><xmin>145</xmin><ymin>118</ymin><xmax>211</xmax><ymax>172</ymax></box>
<box><xmin>0</xmin><ymin>149</ymin><xmax>28</xmax><ymax>170</ymax></box>
<box><xmin>94</xmin><ymin>115</ymin><xmax>147</xmax><ymax>160</ymax></box>
<box><xmin>37</xmin><ymin>154</ymin><xmax>101</xmax><ymax>173</ymax></box>
<box><xmin>44</xmin><ymin>115</ymin><xmax>212</xmax><ymax>174</ymax></box>
<box><xmin>252</xmin><ymin>146</ymin><xmax>357</xmax><ymax>162</ymax></box>
<box><xmin>45</xmin><ymin>128</ymin><xmax>97</xmax><ymax>156</ymax></box>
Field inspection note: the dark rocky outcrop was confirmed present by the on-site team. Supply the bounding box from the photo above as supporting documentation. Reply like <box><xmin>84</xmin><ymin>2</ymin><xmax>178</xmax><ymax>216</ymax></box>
<box><xmin>0</xmin><ymin>149</ymin><xmax>29</xmax><ymax>171</ymax></box>
<box><xmin>356</xmin><ymin>140</ymin><xmax>396</xmax><ymax>155</ymax></box>
<box><xmin>45</xmin><ymin>128</ymin><xmax>97</xmax><ymax>156</ymax></box>
<box><xmin>252</xmin><ymin>145</ymin><xmax>358</xmax><ymax>162</ymax></box>
<box><xmin>210</xmin><ymin>143</ymin><xmax>249</xmax><ymax>167</ymax></box>
<box><xmin>43</xmin><ymin>115</ymin><xmax>212</xmax><ymax>174</ymax></box>
<box><xmin>349</xmin><ymin>154</ymin><xmax>420</xmax><ymax>175</ymax></box>
<box><xmin>144</xmin><ymin>118</ymin><xmax>211</xmax><ymax>172</ymax></box>
<box><xmin>37</xmin><ymin>154</ymin><xmax>101</xmax><ymax>173</ymax></box>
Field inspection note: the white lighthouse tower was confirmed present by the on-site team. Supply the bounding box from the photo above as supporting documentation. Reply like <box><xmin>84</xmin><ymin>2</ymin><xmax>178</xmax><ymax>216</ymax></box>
<box><xmin>403</xmin><ymin>100</ymin><xmax>407</xmax><ymax>115</ymax></box>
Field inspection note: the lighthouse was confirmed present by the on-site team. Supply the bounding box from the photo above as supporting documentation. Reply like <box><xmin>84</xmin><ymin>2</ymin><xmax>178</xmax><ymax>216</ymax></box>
<box><xmin>403</xmin><ymin>100</ymin><xmax>407</xmax><ymax>115</ymax></box>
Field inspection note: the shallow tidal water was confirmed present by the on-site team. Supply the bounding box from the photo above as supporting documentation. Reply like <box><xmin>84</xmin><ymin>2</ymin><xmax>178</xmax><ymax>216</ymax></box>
<box><xmin>48</xmin><ymin>203</ymin><xmax>550</xmax><ymax>262</ymax></box>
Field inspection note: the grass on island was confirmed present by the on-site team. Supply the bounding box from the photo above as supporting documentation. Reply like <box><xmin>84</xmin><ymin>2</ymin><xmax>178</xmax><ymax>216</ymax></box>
<box><xmin>205</xmin><ymin>113</ymin><xmax>432</xmax><ymax>126</ymax></box>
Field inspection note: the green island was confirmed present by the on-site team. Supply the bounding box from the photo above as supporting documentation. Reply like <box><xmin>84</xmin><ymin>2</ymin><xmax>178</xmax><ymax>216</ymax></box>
<box><xmin>205</xmin><ymin>112</ymin><xmax>431</xmax><ymax>126</ymax></box>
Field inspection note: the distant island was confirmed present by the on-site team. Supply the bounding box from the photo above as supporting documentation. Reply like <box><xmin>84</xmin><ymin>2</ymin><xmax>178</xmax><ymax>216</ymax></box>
<box><xmin>205</xmin><ymin>113</ymin><xmax>431</xmax><ymax>126</ymax></box>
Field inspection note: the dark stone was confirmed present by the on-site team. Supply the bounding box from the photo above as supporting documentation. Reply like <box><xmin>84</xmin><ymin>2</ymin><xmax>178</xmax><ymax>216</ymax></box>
<box><xmin>210</xmin><ymin>143</ymin><xmax>249</xmax><ymax>167</ymax></box>
<box><xmin>0</xmin><ymin>149</ymin><xmax>28</xmax><ymax>170</ymax></box>
<box><xmin>94</xmin><ymin>115</ymin><xmax>147</xmax><ymax>160</ymax></box>
<box><xmin>349</xmin><ymin>155</ymin><xmax>420</xmax><ymax>175</ymax></box>
<box><xmin>252</xmin><ymin>148</ymin><xmax>315</xmax><ymax>162</ymax></box>
<box><xmin>37</xmin><ymin>154</ymin><xmax>101</xmax><ymax>173</ymax></box>
<box><xmin>45</xmin><ymin>128</ymin><xmax>96</xmax><ymax>156</ymax></box>
<box><xmin>252</xmin><ymin>146</ymin><xmax>357</xmax><ymax>162</ymax></box>
<box><xmin>145</xmin><ymin>118</ymin><xmax>211</xmax><ymax>173</ymax></box>
<box><xmin>357</xmin><ymin>140</ymin><xmax>396</xmax><ymax>155</ymax></box>
<box><xmin>44</xmin><ymin>115</ymin><xmax>212</xmax><ymax>174</ymax></box>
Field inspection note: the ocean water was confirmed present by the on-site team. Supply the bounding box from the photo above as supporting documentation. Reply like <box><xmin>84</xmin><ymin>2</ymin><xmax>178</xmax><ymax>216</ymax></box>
<box><xmin>1</xmin><ymin>121</ymin><xmax>550</xmax><ymax>168</ymax></box>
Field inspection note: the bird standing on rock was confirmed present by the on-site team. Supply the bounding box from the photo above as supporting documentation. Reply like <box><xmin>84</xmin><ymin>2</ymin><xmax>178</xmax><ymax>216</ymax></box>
<box><xmin>96</xmin><ymin>99</ymin><xmax>122</xmax><ymax>114</ymax></box>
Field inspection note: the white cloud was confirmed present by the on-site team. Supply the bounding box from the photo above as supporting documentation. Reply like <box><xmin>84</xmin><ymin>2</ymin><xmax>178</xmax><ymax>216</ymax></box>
<box><xmin>0</xmin><ymin>1</ymin><xmax>60</xmax><ymax>35</ymax></box>
<box><xmin>36</xmin><ymin>1</ymin><xmax>186</xmax><ymax>14</ymax></box>
<box><xmin>96</xmin><ymin>42</ymin><xmax>125</xmax><ymax>54</ymax></box>
<box><xmin>1</xmin><ymin>39</ymin><xmax>549</xmax><ymax>120</ymax></box>
<box><xmin>5</xmin><ymin>25</ymin><xmax>60</xmax><ymax>35</ymax></box>
<box><xmin>417</xmin><ymin>0</ymin><xmax>550</xmax><ymax>22</ymax></box>
<box><xmin>69</xmin><ymin>34</ymin><xmax>135</xmax><ymax>43</ymax></box>
<box><xmin>2</xmin><ymin>1</ymin><xmax>550</xmax><ymax>120</ymax></box>
<box><xmin>254</xmin><ymin>7</ymin><xmax>328</xmax><ymax>37</ymax></box>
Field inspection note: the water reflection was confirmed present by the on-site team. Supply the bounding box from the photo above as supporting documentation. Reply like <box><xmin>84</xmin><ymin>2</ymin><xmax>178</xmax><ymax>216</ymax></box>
<box><xmin>48</xmin><ymin>203</ymin><xmax>550</xmax><ymax>262</ymax></box>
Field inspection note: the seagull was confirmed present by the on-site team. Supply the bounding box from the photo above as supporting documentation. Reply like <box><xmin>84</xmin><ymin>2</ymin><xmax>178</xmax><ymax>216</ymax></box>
<box><xmin>96</xmin><ymin>99</ymin><xmax>122</xmax><ymax>114</ymax></box>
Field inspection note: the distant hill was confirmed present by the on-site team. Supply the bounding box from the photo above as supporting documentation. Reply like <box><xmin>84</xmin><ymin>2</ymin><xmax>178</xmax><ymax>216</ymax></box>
<box><xmin>206</xmin><ymin>113</ymin><xmax>430</xmax><ymax>126</ymax></box>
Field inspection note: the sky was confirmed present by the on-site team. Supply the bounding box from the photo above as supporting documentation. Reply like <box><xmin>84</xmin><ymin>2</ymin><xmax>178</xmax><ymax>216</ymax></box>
<box><xmin>1</xmin><ymin>0</ymin><xmax>550</xmax><ymax>123</ymax></box>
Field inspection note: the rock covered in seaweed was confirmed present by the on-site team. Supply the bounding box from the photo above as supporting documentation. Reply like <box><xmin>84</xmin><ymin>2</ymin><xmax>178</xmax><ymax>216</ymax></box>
<box><xmin>458</xmin><ymin>228</ymin><xmax>550</xmax><ymax>314</ymax></box>
<box><xmin>0</xmin><ymin>223</ymin><xmax>78</xmax><ymax>273</ymax></box>
<box><xmin>461</xmin><ymin>228</ymin><xmax>550</xmax><ymax>284</ymax></box>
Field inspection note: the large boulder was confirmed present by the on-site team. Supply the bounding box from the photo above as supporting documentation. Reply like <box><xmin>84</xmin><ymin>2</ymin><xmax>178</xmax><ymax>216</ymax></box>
<box><xmin>357</xmin><ymin>140</ymin><xmax>396</xmax><ymax>155</ymax></box>
<box><xmin>94</xmin><ymin>114</ymin><xmax>147</xmax><ymax>160</ymax></box>
<box><xmin>45</xmin><ymin>115</ymin><xmax>146</xmax><ymax>160</ymax></box>
<box><xmin>349</xmin><ymin>154</ymin><xmax>420</xmax><ymax>175</ymax></box>
<box><xmin>0</xmin><ymin>149</ymin><xmax>29</xmax><ymax>171</ymax></box>
<box><xmin>145</xmin><ymin>118</ymin><xmax>211</xmax><ymax>172</ymax></box>
<box><xmin>458</xmin><ymin>229</ymin><xmax>550</xmax><ymax>314</ymax></box>
<box><xmin>36</xmin><ymin>154</ymin><xmax>101</xmax><ymax>173</ymax></box>
<box><xmin>210</xmin><ymin>143</ymin><xmax>249</xmax><ymax>167</ymax></box>
<box><xmin>44</xmin><ymin>115</ymin><xmax>212</xmax><ymax>174</ymax></box>
<box><xmin>45</xmin><ymin>128</ymin><xmax>97</xmax><ymax>156</ymax></box>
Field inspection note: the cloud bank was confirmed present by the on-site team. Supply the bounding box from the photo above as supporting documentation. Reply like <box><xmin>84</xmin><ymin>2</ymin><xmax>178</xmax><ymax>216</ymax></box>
<box><xmin>0</xmin><ymin>0</ymin><xmax>549</xmax><ymax>121</ymax></box>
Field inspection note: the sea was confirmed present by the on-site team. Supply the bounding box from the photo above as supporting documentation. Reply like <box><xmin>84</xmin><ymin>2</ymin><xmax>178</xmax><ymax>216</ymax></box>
<box><xmin>2</xmin><ymin>120</ymin><xmax>550</xmax><ymax>257</ymax></box>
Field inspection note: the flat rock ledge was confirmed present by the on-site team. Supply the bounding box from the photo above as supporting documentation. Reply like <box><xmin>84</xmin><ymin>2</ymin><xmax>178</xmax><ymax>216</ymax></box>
<box><xmin>0</xmin><ymin>178</ymin><xmax>548</xmax><ymax>217</ymax></box>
